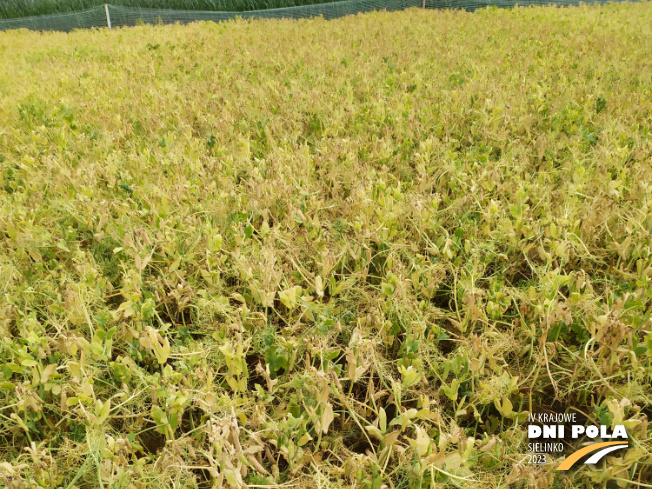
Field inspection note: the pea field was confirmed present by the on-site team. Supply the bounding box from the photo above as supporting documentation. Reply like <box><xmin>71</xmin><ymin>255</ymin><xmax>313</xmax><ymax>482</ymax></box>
<box><xmin>0</xmin><ymin>3</ymin><xmax>651</xmax><ymax>488</ymax></box>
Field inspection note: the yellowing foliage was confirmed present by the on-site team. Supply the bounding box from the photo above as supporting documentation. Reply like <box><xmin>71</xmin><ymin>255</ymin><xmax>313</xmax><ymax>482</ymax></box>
<box><xmin>0</xmin><ymin>3</ymin><xmax>651</xmax><ymax>488</ymax></box>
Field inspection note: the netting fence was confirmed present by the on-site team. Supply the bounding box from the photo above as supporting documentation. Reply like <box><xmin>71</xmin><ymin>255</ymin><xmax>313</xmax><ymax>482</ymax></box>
<box><xmin>0</xmin><ymin>0</ymin><xmax>636</xmax><ymax>31</ymax></box>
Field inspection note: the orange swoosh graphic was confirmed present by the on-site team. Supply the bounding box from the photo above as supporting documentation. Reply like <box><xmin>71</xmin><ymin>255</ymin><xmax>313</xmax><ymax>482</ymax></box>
<box><xmin>556</xmin><ymin>441</ymin><xmax>628</xmax><ymax>471</ymax></box>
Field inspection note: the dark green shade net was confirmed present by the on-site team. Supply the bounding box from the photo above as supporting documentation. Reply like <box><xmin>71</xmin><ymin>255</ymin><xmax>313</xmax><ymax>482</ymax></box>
<box><xmin>0</xmin><ymin>0</ymin><xmax>637</xmax><ymax>32</ymax></box>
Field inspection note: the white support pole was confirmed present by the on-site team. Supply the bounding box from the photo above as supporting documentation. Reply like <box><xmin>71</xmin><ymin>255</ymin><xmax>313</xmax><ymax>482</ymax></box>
<box><xmin>422</xmin><ymin>0</ymin><xmax>426</xmax><ymax>8</ymax></box>
<box><xmin>104</xmin><ymin>4</ymin><xmax>112</xmax><ymax>30</ymax></box>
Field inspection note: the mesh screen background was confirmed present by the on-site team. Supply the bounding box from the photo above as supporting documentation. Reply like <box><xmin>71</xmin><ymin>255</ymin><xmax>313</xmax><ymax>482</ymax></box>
<box><xmin>0</xmin><ymin>0</ymin><xmax>636</xmax><ymax>32</ymax></box>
